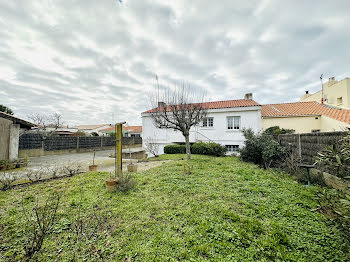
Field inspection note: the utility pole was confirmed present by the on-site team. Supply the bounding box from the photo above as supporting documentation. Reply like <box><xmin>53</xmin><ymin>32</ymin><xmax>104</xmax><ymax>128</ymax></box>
<box><xmin>320</xmin><ymin>74</ymin><xmax>324</xmax><ymax>104</ymax></box>
<box><xmin>156</xmin><ymin>74</ymin><xmax>159</xmax><ymax>102</ymax></box>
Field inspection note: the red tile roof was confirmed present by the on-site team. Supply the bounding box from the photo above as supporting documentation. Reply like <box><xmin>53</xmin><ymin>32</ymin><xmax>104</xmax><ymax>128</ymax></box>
<box><xmin>0</xmin><ymin>111</ymin><xmax>35</xmax><ymax>128</ymax></box>
<box><xmin>74</xmin><ymin>124</ymin><xmax>110</xmax><ymax>130</ymax></box>
<box><xmin>262</xmin><ymin>101</ymin><xmax>350</xmax><ymax>124</ymax></box>
<box><xmin>143</xmin><ymin>99</ymin><xmax>260</xmax><ymax>113</ymax></box>
<box><xmin>123</xmin><ymin>126</ymin><xmax>142</xmax><ymax>133</ymax></box>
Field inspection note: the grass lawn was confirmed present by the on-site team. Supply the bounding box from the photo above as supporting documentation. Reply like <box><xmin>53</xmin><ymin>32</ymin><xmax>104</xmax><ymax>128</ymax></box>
<box><xmin>0</xmin><ymin>155</ymin><xmax>349</xmax><ymax>261</ymax></box>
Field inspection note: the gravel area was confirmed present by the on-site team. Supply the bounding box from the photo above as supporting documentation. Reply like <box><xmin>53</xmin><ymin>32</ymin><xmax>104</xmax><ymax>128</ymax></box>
<box><xmin>1</xmin><ymin>149</ymin><xmax>169</xmax><ymax>180</ymax></box>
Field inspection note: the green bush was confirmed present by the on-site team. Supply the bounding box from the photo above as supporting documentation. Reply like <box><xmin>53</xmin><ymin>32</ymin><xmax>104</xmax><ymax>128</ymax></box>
<box><xmin>164</xmin><ymin>142</ymin><xmax>227</xmax><ymax>156</ymax></box>
<box><xmin>263</xmin><ymin>126</ymin><xmax>295</xmax><ymax>135</ymax></box>
<box><xmin>164</xmin><ymin>145</ymin><xmax>186</xmax><ymax>154</ymax></box>
<box><xmin>191</xmin><ymin>143</ymin><xmax>207</xmax><ymax>155</ymax></box>
<box><xmin>192</xmin><ymin>142</ymin><xmax>227</xmax><ymax>157</ymax></box>
<box><xmin>240</xmin><ymin>129</ymin><xmax>285</xmax><ymax>169</ymax></box>
<box><xmin>314</xmin><ymin>131</ymin><xmax>350</xmax><ymax>178</ymax></box>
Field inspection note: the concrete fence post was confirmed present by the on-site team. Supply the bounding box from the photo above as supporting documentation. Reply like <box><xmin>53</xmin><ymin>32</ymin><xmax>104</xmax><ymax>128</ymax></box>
<box><xmin>9</xmin><ymin>124</ymin><xmax>20</xmax><ymax>161</ymax></box>
<box><xmin>77</xmin><ymin>136</ymin><xmax>80</xmax><ymax>150</ymax></box>
<box><xmin>101</xmin><ymin>136</ymin><xmax>103</xmax><ymax>148</ymax></box>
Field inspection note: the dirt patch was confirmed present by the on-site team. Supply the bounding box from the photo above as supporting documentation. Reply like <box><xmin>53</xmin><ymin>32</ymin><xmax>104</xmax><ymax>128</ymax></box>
<box><xmin>317</xmin><ymin>205</ymin><xmax>338</xmax><ymax>219</ymax></box>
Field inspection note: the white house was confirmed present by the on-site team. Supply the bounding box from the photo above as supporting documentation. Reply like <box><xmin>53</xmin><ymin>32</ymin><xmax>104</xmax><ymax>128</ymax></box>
<box><xmin>141</xmin><ymin>94</ymin><xmax>261</xmax><ymax>155</ymax></box>
<box><xmin>74</xmin><ymin>124</ymin><xmax>112</xmax><ymax>136</ymax></box>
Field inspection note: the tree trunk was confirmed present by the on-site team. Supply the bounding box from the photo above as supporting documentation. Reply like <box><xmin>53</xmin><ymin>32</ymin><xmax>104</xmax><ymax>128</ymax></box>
<box><xmin>185</xmin><ymin>134</ymin><xmax>191</xmax><ymax>160</ymax></box>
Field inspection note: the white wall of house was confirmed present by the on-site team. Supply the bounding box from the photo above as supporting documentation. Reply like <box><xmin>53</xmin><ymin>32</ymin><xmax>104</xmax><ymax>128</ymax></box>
<box><xmin>80</xmin><ymin>125</ymin><xmax>111</xmax><ymax>136</ymax></box>
<box><xmin>142</xmin><ymin>106</ymin><xmax>261</xmax><ymax>155</ymax></box>
<box><xmin>125</xmin><ymin>132</ymin><xmax>142</xmax><ymax>137</ymax></box>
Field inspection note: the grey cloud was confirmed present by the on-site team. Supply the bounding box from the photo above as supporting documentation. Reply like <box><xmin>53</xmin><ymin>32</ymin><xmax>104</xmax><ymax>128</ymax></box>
<box><xmin>1</xmin><ymin>0</ymin><xmax>350</xmax><ymax>125</ymax></box>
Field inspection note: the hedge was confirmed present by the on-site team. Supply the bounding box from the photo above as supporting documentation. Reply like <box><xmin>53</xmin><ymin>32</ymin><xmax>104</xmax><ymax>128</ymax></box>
<box><xmin>192</xmin><ymin>142</ymin><xmax>227</xmax><ymax>157</ymax></box>
<box><xmin>164</xmin><ymin>142</ymin><xmax>227</xmax><ymax>156</ymax></box>
<box><xmin>164</xmin><ymin>145</ymin><xmax>186</xmax><ymax>154</ymax></box>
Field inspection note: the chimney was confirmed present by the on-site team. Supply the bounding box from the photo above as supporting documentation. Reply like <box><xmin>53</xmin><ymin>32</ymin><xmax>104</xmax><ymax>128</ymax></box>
<box><xmin>244</xmin><ymin>93</ymin><xmax>253</xmax><ymax>100</ymax></box>
<box><xmin>328</xmin><ymin>77</ymin><xmax>337</xmax><ymax>87</ymax></box>
<box><xmin>158</xmin><ymin>101</ymin><xmax>166</xmax><ymax>108</ymax></box>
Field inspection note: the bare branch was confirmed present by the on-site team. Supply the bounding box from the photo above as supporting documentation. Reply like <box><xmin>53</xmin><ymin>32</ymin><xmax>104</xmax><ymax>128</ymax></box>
<box><xmin>148</xmin><ymin>82</ymin><xmax>207</xmax><ymax>160</ymax></box>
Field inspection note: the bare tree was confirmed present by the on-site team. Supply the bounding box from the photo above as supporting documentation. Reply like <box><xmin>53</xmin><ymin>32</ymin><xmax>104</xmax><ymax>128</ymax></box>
<box><xmin>48</xmin><ymin>112</ymin><xmax>63</xmax><ymax>129</ymax></box>
<box><xmin>149</xmin><ymin>85</ymin><xmax>207</xmax><ymax>160</ymax></box>
<box><xmin>27</xmin><ymin>112</ymin><xmax>64</xmax><ymax>136</ymax></box>
<box><xmin>145</xmin><ymin>137</ymin><xmax>160</xmax><ymax>157</ymax></box>
<box><xmin>27</xmin><ymin>113</ymin><xmax>48</xmax><ymax>127</ymax></box>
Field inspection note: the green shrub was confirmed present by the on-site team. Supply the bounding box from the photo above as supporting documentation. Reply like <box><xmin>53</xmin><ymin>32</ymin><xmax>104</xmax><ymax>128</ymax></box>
<box><xmin>191</xmin><ymin>143</ymin><xmax>207</xmax><ymax>155</ymax></box>
<box><xmin>192</xmin><ymin>142</ymin><xmax>227</xmax><ymax>157</ymax></box>
<box><xmin>240</xmin><ymin>129</ymin><xmax>285</xmax><ymax>169</ymax></box>
<box><xmin>263</xmin><ymin>126</ymin><xmax>295</xmax><ymax>135</ymax></box>
<box><xmin>164</xmin><ymin>142</ymin><xmax>227</xmax><ymax>156</ymax></box>
<box><xmin>164</xmin><ymin>145</ymin><xmax>186</xmax><ymax>154</ymax></box>
<box><xmin>314</xmin><ymin>131</ymin><xmax>350</xmax><ymax>178</ymax></box>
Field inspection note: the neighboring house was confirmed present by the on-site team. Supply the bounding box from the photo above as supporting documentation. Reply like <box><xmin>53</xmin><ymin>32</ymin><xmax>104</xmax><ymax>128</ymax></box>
<box><xmin>31</xmin><ymin>126</ymin><xmax>78</xmax><ymax>136</ymax></box>
<box><xmin>50</xmin><ymin>127</ymin><xmax>78</xmax><ymax>136</ymax></box>
<box><xmin>74</xmin><ymin>124</ymin><xmax>111</xmax><ymax>136</ymax></box>
<box><xmin>262</xmin><ymin>101</ymin><xmax>350</xmax><ymax>133</ymax></box>
<box><xmin>300</xmin><ymin>77</ymin><xmax>350</xmax><ymax>109</ymax></box>
<box><xmin>123</xmin><ymin>126</ymin><xmax>142</xmax><ymax>137</ymax></box>
<box><xmin>0</xmin><ymin>111</ymin><xmax>35</xmax><ymax>160</ymax></box>
<box><xmin>142</xmin><ymin>94</ymin><xmax>262</xmax><ymax>155</ymax></box>
<box><xmin>100</xmin><ymin>125</ymin><xmax>142</xmax><ymax>137</ymax></box>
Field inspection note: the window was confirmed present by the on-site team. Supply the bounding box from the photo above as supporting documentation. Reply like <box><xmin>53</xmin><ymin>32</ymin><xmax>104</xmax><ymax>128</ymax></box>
<box><xmin>226</xmin><ymin>145</ymin><xmax>239</xmax><ymax>152</ymax></box>
<box><xmin>130</xmin><ymin>134</ymin><xmax>141</xmax><ymax>137</ymax></box>
<box><xmin>227</xmin><ymin>116</ymin><xmax>240</xmax><ymax>130</ymax></box>
<box><xmin>311</xmin><ymin>129</ymin><xmax>320</xmax><ymax>133</ymax></box>
<box><xmin>202</xmin><ymin>117</ymin><xmax>214</xmax><ymax>127</ymax></box>
<box><xmin>337</xmin><ymin>97</ymin><xmax>343</xmax><ymax>105</ymax></box>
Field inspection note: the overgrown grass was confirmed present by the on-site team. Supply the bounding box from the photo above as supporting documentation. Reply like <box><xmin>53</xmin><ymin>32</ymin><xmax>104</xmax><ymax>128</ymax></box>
<box><xmin>0</xmin><ymin>155</ymin><xmax>349</xmax><ymax>261</ymax></box>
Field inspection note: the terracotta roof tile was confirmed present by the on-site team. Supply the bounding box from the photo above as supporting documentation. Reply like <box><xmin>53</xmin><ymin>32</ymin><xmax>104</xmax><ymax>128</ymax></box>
<box><xmin>262</xmin><ymin>101</ymin><xmax>350</xmax><ymax>124</ymax></box>
<box><xmin>123</xmin><ymin>126</ymin><xmax>142</xmax><ymax>133</ymax></box>
<box><xmin>101</xmin><ymin>126</ymin><xmax>142</xmax><ymax>133</ymax></box>
<box><xmin>74</xmin><ymin>124</ymin><xmax>110</xmax><ymax>130</ymax></box>
<box><xmin>143</xmin><ymin>99</ymin><xmax>260</xmax><ymax>113</ymax></box>
<box><xmin>0</xmin><ymin>111</ymin><xmax>35</xmax><ymax>128</ymax></box>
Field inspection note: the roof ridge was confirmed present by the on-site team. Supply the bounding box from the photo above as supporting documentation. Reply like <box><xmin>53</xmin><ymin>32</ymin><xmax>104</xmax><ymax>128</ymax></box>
<box><xmin>203</xmin><ymin>98</ymin><xmax>258</xmax><ymax>104</ymax></box>
<box><xmin>262</xmin><ymin>100</ymin><xmax>350</xmax><ymax>125</ymax></box>
<box><xmin>263</xmin><ymin>101</ymin><xmax>318</xmax><ymax>106</ymax></box>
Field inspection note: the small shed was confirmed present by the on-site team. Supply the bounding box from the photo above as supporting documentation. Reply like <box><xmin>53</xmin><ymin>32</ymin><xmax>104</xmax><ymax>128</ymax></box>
<box><xmin>0</xmin><ymin>111</ymin><xmax>35</xmax><ymax>161</ymax></box>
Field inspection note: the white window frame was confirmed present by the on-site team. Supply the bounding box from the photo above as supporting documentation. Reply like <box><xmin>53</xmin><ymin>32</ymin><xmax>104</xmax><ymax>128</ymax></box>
<box><xmin>226</xmin><ymin>145</ymin><xmax>239</xmax><ymax>152</ymax></box>
<box><xmin>227</xmin><ymin>116</ymin><xmax>240</xmax><ymax>130</ymax></box>
<box><xmin>202</xmin><ymin>117</ymin><xmax>214</xmax><ymax>128</ymax></box>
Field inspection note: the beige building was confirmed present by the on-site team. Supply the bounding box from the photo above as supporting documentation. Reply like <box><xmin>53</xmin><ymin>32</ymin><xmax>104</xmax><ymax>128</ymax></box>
<box><xmin>262</xmin><ymin>101</ymin><xmax>350</xmax><ymax>133</ymax></box>
<box><xmin>0</xmin><ymin>111</ymin><xmax>35</xmax><ymax>160</ymax></box>
<box><xmin>300</xmin><ymin>77</ymin><xmax>350</xmax><ymax>109</ymax></box>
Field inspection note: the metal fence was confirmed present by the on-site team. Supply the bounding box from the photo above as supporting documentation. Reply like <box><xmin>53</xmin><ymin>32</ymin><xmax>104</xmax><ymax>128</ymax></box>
<box><xmin>19</xmin><ymin>134</ymin><xmax>142</xmax><ymax>151</ymax></box>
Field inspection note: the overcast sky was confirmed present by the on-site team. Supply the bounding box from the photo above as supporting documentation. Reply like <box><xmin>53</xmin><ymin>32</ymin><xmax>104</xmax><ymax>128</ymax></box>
<box><xmin>1</xmin><ymin>0</ymin><xmax>349</xmax><ymax>126</ymax></box>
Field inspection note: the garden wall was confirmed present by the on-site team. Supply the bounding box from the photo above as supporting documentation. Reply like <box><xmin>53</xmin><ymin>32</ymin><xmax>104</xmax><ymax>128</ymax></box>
<box><xmin>18</xmin><ymin>134</ymin><xmax>142</xmax><ymax>157</ymax></box>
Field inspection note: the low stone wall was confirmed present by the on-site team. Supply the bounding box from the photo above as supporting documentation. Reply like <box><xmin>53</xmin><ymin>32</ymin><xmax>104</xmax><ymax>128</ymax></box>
<box><xmin>310</xmin><ymin>169</ymin><xmax>349</xmax><ymax>193</ymax></box>
<box><xmin>18</xmin><ymin>146</ymin><xmax>120</xmax><ymax>158</ymax></box>
<box><xmin>122</xmin><ymin>151</ymin><xmax>146</xmax><ymax>159</ymax></box>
